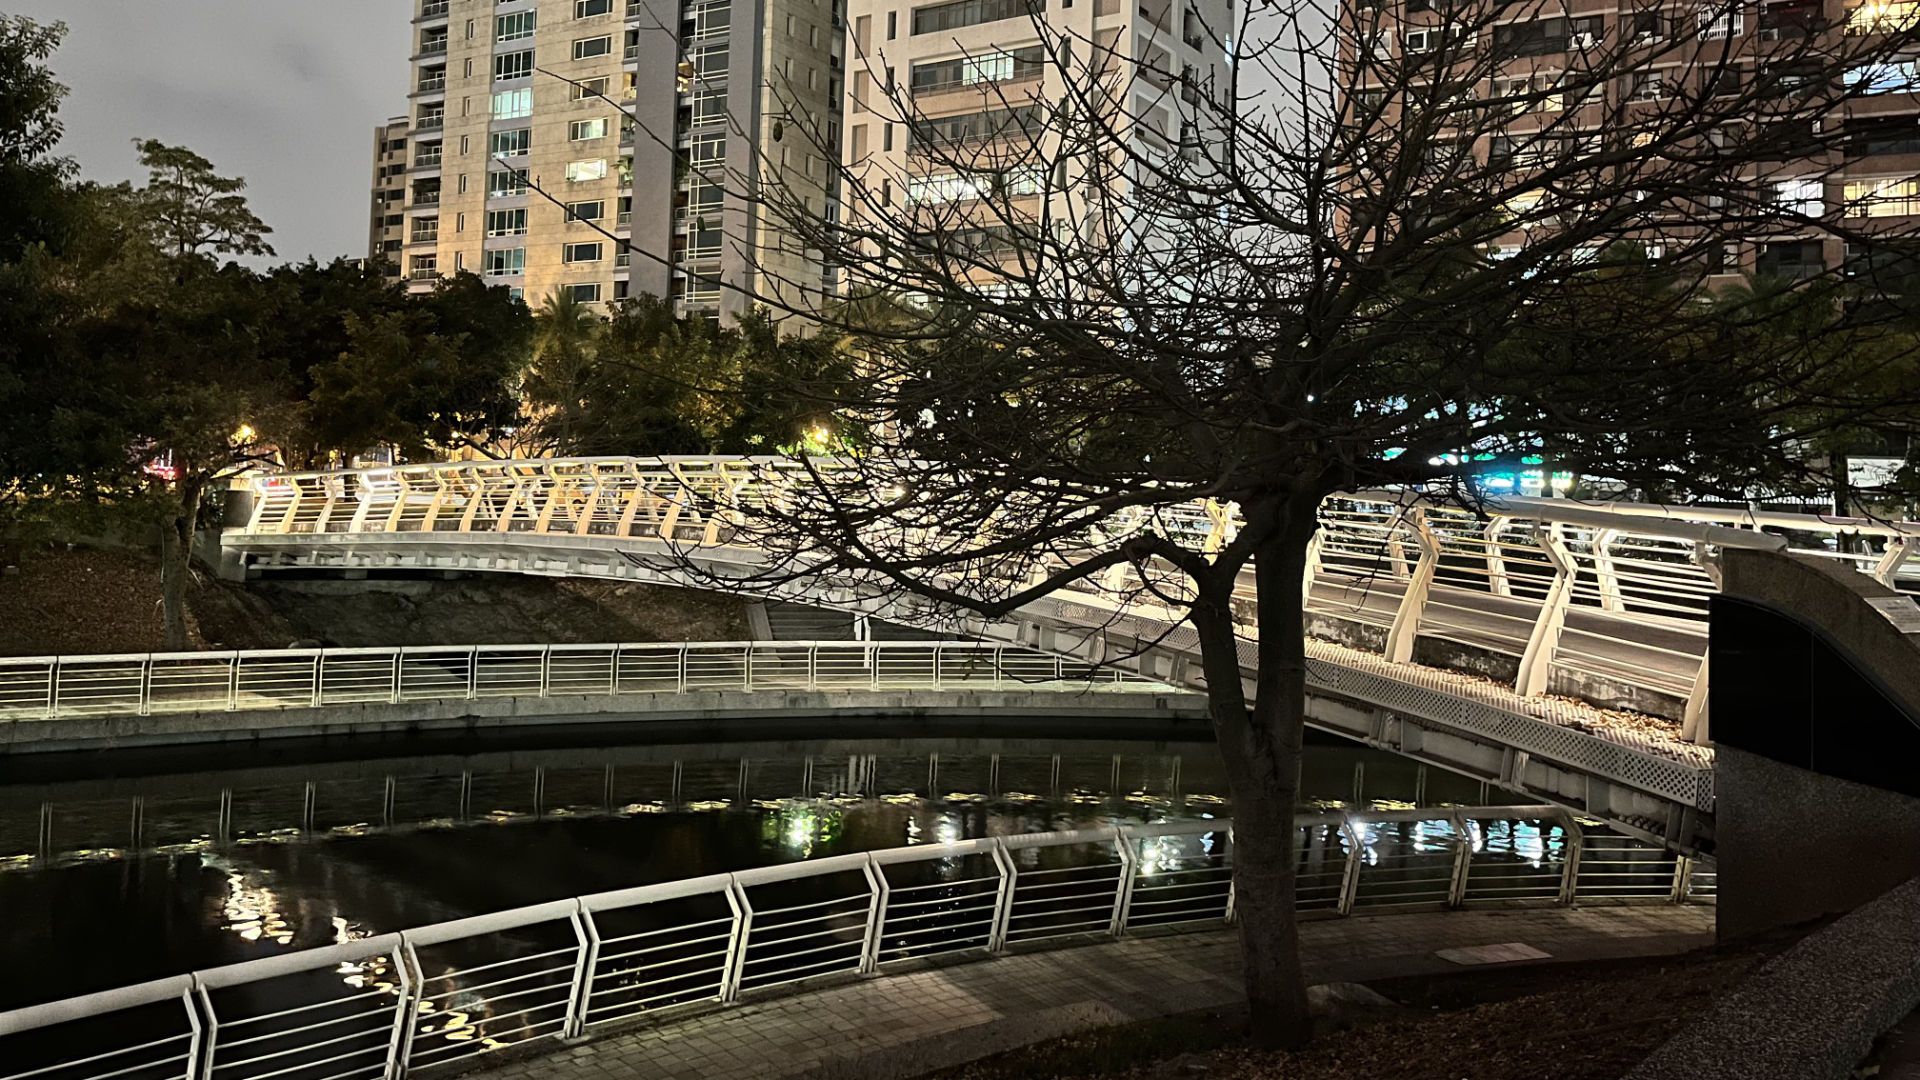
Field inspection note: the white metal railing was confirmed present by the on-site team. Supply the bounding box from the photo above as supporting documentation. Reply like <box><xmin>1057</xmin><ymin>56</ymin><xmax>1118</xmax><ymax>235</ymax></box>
<box><xmin>222</xmin><ymin>456</ymin><xmax>1915</xmax><ymax>746</ymax></box>
<box><xmin>0</xmin><ymin>642</ymin><xmax>1160</xmax><ymax>722</ymax></box>
<box><xmin>0</xmin><ymin>805</ymin><xmax>1710</xmax><ymax>1080</ymax></box>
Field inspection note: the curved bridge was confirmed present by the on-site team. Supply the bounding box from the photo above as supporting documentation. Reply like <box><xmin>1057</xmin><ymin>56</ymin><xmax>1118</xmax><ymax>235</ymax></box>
<box><xmin>216</xmin><ymin>457</ymin><xmax>1920</xmax><ymax>853</ymax></box>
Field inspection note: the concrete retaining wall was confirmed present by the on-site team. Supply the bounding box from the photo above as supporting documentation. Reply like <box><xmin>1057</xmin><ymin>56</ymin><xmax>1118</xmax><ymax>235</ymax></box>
<box><xmin>0</xmin><ymin>689</ymin><xmax>1211</xmax><ymax>754</ymax></box>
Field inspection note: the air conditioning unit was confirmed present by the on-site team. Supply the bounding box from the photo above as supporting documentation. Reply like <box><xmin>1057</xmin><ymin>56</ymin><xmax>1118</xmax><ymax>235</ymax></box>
<box><xmin>1570</xmin><ymin>31</ymin><xmax>1597</xmax><ymax>48</ymax></box>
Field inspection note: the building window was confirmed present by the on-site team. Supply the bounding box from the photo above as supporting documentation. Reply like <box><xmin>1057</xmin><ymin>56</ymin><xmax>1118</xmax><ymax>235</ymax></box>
<box><xmin>568</xmin><ymin>282</ymin><xmax>604</xmax><ymax>302</ymax></box>
<box><xmin>567</xmin><ymin>158</ymin><xmax>608</xmax><ymax>181</ymax></box>
<box><xmin>459</xmin><ymin>134</ymin><xmax>471</xmax><ymax>155</ymax></box>
<box><xmin>1772</xmin><ymin>178</ymin><xmax>1823</xmax><ymax>216</ymax></box>
<box><xmin>409</xmin><ymin>255</ymin><xmax>438</xmax><ymax>280</ymax></box>
<box><xmin>573</xmin><ymin>35</ymin><xmax>614</xmax><ymax>59</ymax></box>
<box><xmin>911</xmin><ymin>0</ymin><xmax>1040</xmax><ymax>34</ymax></box>
<box><xmin>1847</xmin><ymin>58</ymin><xmax>1920</xmax><ymax>94</ymax></box>
<box><xmin>1756</xmin><ymin>240</ymin><xmax>1824</xmax><ymax>278</ymax></box>
<box><xmin>488</xmin><ymin>168</ymin><xmax>529</xmax><ymax>197</ymax></box>
<box><xmin>911</xmin><ymin>46</ymin><xmax>1045</xmax><ymax>92</ymax></box>
<box><xmin>575</xmin><ymin>0</ymin><xmax>615</xmax><ymax>16</ymax></box>
<box><xmin>496</xmin><ymin>11</ymin><xmax>536</xmax><ymax>41</ymax></box>
<box><xmin>486</xmin><ymin>208</ymin><xmax>529</xmax><ymax>236</ymax></box>
<box><xmin>491</xmin><ymin>88</ymin><xmax>533</xmax><ymax>118</ymax></box>
<box><xmin>495</xmin><ymin>50</ymin><xmax>535</xmax><ymax>82</ymax></box>
<box><xmin>1628</xmin><ymin>72</ymin><xmax>1667</xmax><ymax>100</ymax></box>
<box><xmin>564</xmin><ymin>241</ymin><xmax>605</xmax><ymax>263</ymax></box>
<box><xmin>888</xmin><ymin>11</ymin><xmax>898</xmax><ymax>37</ymax></box>
<box><xmin>572</xmin><ymin>76</ymin><xmax>611</xmax><ymax>99</ymax></box>
<box><xmin>489</xmin><ymin>128</ymin><xmax>532</xmax><ymax>157</ymax></box>
<box><xmin>411</xmin><ymin>217</ymin><xmax>440</xmax><ymax>243</ymax></box>
<box><xmin>484</xmin><ymin>247</ymin><xmax>526</xmax><ymax>277</ymax></box>
<box><xmin>1844</xmin><ymin>177</ymin><xmax>1920</xmax><ymax>217</ymax></box>
<box><xmin>570</xmin><ymin>118</ymin><xmax>610</xmax><ymax>140</ymax></box>
<box><xmin>567</xmin><ymin>199</ymin><xmax>606</xmax><ymax>221</ymax></box>
<box><xmin>1846</xmin><ymin>0</ymin><xmax>1918</xmax><ymax>34</ymax></box>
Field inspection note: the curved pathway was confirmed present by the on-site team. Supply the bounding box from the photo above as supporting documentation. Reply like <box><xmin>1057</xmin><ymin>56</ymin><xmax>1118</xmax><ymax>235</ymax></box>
<box><xmin>463</xmin><ymin>906</ymin><xmax>1714</xmax><ymax>1080</ymax></box>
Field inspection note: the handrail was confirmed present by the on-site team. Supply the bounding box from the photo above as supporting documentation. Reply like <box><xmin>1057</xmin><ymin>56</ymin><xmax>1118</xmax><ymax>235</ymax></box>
<box><xmin>0</xmin><ymin>641</ymin><xmax>1171</xmax><ymax>723</ymax></box>
<box><xmin>0</xmin><ymin>806</ymin><xmax>1709</xmax><ymax>1080</ymax></box>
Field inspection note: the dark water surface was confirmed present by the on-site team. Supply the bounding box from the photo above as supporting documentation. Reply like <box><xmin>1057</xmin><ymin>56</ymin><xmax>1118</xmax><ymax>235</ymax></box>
<box><xmin>0</xmin><ymin>728</ymin><xmax>1502</xmax><ymax>1009</ymax></box>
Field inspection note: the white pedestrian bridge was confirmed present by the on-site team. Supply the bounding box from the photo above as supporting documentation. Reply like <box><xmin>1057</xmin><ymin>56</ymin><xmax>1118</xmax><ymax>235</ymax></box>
<box><xmin>208</xmin><ymin>457</ymin><xmax>1920</xmax><ymax>854</ymax></box>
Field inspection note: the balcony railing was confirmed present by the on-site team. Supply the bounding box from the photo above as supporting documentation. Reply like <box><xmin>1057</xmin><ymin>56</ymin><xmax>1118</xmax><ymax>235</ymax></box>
<box><xmin>417</xmin><ymin>74</ymin><xmax>446</xmax><ymax>93</ymax></box>
<box><xmin>412</xmin><ymin>192</ymin><xmax>441</xmax><ymax>206</ymax></box>
<box><xmin>420</xmin><ymin>39</ymin><xmax>448</xmax><ymax>55</ymax></box>
<box><xmin>420</xmin><ymin>0</ymin><xmax>450</xmax><ymax>18</ymax></box>
<box><xmin>415</xmin><ymin>115</ymin><xmax>443</xmax><ymax>131</ymax></box>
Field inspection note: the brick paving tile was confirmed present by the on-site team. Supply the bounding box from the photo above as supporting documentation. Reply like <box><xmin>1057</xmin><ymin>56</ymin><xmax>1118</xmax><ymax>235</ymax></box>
<box><xmin>455</xmin><ymin>905</ymin><xmax>1713</xmax><ymax>1080</ymax></box>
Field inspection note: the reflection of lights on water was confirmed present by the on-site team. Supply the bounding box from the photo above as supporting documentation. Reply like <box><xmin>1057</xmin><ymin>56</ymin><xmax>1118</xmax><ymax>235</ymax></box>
<box><xmin>879</xmin><ymin>794</ymin><xmax>919</xmax><ymax>805</ymax></box>
<box><xmin>683</xmin><ymin>800</ymin><xmax>731</xmax><ymax>812</ymax></box>
<box><xmin>617</xmin><ymin>802</ymin><xmax>666</xmax><ymax>814</ymax></box>
<box><xmin>214</xmin><ymin>860</ymin><xmax>296</xmax><ymax>946</ymax></box>
<box><xmin>934</xmin><ymin>816</ymin><xmax>961</xmax><ymax>846</ymax></box>
<box><xmin>905</xmin><ymin>817</ymin><xmax>923</xmax><ymax>845</ymax></box>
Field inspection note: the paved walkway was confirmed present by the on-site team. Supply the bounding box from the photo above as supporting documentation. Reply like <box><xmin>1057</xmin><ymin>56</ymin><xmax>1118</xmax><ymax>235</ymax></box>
<box><xmin>465</xmin><ymin>905</ymin><xmax>1715</xmax><ymax>1080</ymax></box>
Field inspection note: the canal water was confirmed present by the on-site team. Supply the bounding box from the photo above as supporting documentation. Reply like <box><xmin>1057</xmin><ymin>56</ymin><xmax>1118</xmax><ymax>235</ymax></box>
<box><xmin>0</xmin><ymin>730</ymin><xmax>1520</xmax><ymax>1010</ymax></box>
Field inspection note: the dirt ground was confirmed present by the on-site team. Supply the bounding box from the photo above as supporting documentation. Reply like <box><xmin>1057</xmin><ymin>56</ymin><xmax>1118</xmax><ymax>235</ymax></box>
<box><xmin>930</xmin><ymin>941</ymin><xmax>1784</xmax><ymax>1080</ymax></box>
<box><xmin>0</xmin><ymin>543</ymin><xmax>746</xmax><ymax>656</ymax></box>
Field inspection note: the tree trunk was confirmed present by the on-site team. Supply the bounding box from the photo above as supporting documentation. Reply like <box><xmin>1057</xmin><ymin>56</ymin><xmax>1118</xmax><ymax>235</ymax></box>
<box><xmin>1189</xmin><ymin>495</ymin><xmax>1319</xmax><ymax>1050</ymax></box>
<box><xmin>160</xmin><ymin>476</ymin><xmax>205</xmax><ymax>651</ymax></box>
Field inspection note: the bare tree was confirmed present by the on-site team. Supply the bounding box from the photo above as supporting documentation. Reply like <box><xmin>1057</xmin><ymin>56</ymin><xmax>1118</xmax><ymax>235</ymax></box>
<box><xmin>523</xmin><ymin>0</ymin><xmax>1920</xmax><ymax>1046</ymax></box>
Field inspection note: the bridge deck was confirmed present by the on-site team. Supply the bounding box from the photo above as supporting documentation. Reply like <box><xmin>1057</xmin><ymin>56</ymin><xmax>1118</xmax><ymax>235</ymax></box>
<box><xmin>1309</xmin><ymin>638</ymin><xmax>1712</xmax><ymax>769</ymax></box>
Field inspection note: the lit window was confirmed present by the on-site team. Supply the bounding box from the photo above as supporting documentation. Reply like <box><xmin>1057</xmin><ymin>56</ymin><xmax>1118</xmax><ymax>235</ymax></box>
<box><xmin>573</xmin><ymin>35</ymin><xmax>614</xmax><ymax>59</ymax></box>
<box><xmin>1844</xmin><ymin>177</ymin><xmax>1920</xmax><ymax>216</ymax></box>
<box><xmin>566</xmin><ymin>158</ymin><xmax>608</xmax><ymax>182</ymax></box>
<box><xmin>491</xmin><ymin>88</ymin><xmax>532</xmax><ymax>119</ymax></box>
<box><xmin>564</xmin><ymin>241</ymin><xmax>604</xmax><ymax>263</ymax></box>
<box><xmin>1848</xmin><ymin>58</ymin><xmax>1920</xmax><ymax>92</ymax></box>
<box><xmin>570</xmin><ymin>118</ymin><xmax>610</xmax><ymax>140</ymax></box>
<box><xmin>484</xmin><ymin>247</ymin><xmax>526</xmax><ymax>277</ymax></box>
<box><xmin>1847</xmin><ymin>0</ymin><xmax>1920</xmax><ymax>35</ymax></box>
<box><xmin>1773</xmin><ymin>178</ymin><xmax>1824</xmax><ymax>216</ymax></box>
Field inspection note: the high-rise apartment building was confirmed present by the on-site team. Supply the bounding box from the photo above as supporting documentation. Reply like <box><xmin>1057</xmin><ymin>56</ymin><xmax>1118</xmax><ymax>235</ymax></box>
<box><xmin>374</xmin><ymin>0</ymin><xmax>841</xmax><ymax>319</ymax></box>
<box><xmin>838</xmin><ymin>0</ymin><xmax>1234</xmax><ymax>263</ymax></box>
<box><xmin>368</xmin><ymin>116</ymin><xmax>412</xmax><ymax>278</ymax></box>
<box><xmin>1338</xmin><ymin>0</ymin><xmax>1920</xmax><ymax>281</ymax></box>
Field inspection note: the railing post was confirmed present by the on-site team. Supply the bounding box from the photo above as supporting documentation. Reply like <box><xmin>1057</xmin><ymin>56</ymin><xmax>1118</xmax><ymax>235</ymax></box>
<box><xmin>194</xmin><ymin>985</ymin><xmax>221</xmax><ymax>1080</ymax></box>
<box><xmin>1446</xmin><ymin>811</ymin><xmax>1473</xmax><ymax>908</ymax></box>
<box><xmin>1670</xmin><ymin>855</ymin><xmax>1695</xmax><ymax>903</ymax></box>
<box><xmin>677</xmin><ymin>644</ymin><xmax>688</xmax><ymax>693</ymax></box>
<box><xmin>1301</xmin><ymin>526</ymin><xmax>1324</xmax><ymax>613</ymax></box>
<box><xmin>180</xmin><ymin>986</ymin><xmax>206</xmax><ymax>1080</ymax></box>
<box><xmin>45</xmin><ymin>658</ymin><xmax>58</xmax><ymax>720</ymax></box>
<box><xmin>987</xmin><ymin>840</ymin><xmax>1015</xmax><ymax>952</ymax></box>
<box><xmin>466</xmin><ymin>646</ymin><xmax>478</xmax><ymax>700</ymax></box>
<box><xmin>1680</xmin><ymin>654</ymin><xmax>1710</xmax><ymax>744</ymax></box>
<box><xmin>1483</xmin><ymin>516</ymin><xmax>1513</xmax><ymax>597</ymax></box>
<box><xmin>807</xmin><ymin>643</ymin><xmax>818</xmax><ymax>690</ymax></box>
<box><xmin>719</xmin><ymin>878</ymin><xmax>751</xmax><ymax>1002</ymax></box>
<box><xmin>1591</xmin><ymin>529</ymin><xmax>1625</xmax><ymax>612</ymax></box>
<box><xmin>1873</xmin><ymin>537</ymin><xmax>1914</xmax><ymax>587</ymax></box>
<box><xmin>1109</xmin><ymin>827</ymin><xmax>1137</xmax><ymax>937</ymax></box>
<box><xmin>561</xmin><ymin>905</ymin><xmax>595</xmax><ymax>1039</ymax></box>
<box><xmin>139</xmin><ymin>657</ymin><xmax>154</xmax><ymax>717</ymax></box>
<box><xmin>1514</xmin><ymin>525</ymin><xmax>1576</xmax><ymax>697</ymax></box>
<box><xmin>387</xmin><ymin>939</ymin><xmax>422</xmax><ymax>1080</ymax></box>
<box><xmin>1557</xmin><ymin>811</ymin><xmax>1584</xmax><ymax>906</ymax></box>
<box><xmin>389</xmin><ymin>650</ymin><xmax>402</xmax><ymax>705</ymax></box>
<box><xmin>858</xmin><ymin>856</ymin><xmax>887</xmax><ymax>974</ymax></box>
<box><xmin>539</xmin><ymin>646</ymin><xmax>552</xmax><ymax>698</ymax></box>
<box><xmin>1337</xmin><ymin>817</ymin><xmax>1365</xmax><ymax>915</ymax></box>
<box><xmin>309</xmin><ymin>653</ymin><xmax>322</xmax><ymax>709</ymax></box>
<box><xmin>1382</xmin><ymin>509</ymin><xmax>1439</xmax><ymax>664</ymax></box>
<box><xmin>226</xmin><ymin>652</ymin><xmax>241</xmax><ymax>712</ymax></box>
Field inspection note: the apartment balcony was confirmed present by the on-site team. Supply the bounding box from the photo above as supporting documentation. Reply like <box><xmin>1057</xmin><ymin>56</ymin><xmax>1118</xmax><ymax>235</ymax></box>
<box><xmin>419</xmin><ymin>0</ymin><xmax>450</xmax><ymax>18</ymax></box>
<box><xmin>416</xmin><ymin>75</ymin><xmax>446</xmax><ymax>94</ymax></box>
<box><xmin>414</xmin><ymin>152</ymin><xmax>443</xmax><ymax>169</ymax></box>
<box><xmin>412</xmin><ymin>192</ymin><xmax>442</xmax><ymax>207</ymax></box>
<box><xmin>410</xmin><ymin>229</ymin><xmax>440</xmax><ymax>245</ymax></box>
<box><xmin>419</xmin><ymin>41</ymin><xmax>448</xmax><ymax>57</ymax></box>
<box><xmin>409</xmin><ymin>267</ymin><xmax>439</xmax><ymax>281</ymax></box>
<box><xmin>415</xmin><ymin>115</ymin><xmax>444</xmax><ymax>131</ymax></box>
